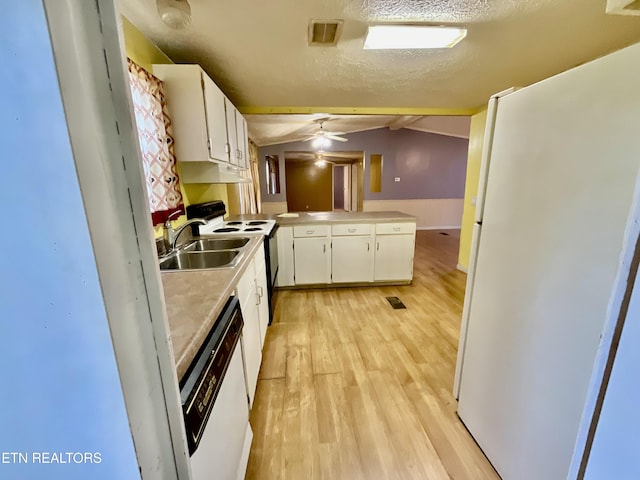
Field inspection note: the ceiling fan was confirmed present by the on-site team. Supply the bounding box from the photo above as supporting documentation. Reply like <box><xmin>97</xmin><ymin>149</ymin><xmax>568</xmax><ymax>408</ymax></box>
<box><xmin>303</xmin><ymin>120</ymin><xmax>348</xmax><ymax>147</ymax></box>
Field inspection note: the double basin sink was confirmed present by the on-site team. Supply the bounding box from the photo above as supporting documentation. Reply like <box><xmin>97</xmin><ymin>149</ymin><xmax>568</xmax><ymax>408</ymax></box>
<box><xmin>159</xmin><ymin>237</ymin><xmax>251</xmax><ymax>271</ymax></box>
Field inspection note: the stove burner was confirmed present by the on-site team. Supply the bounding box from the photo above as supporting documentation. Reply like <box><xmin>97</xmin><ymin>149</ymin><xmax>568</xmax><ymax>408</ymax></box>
<box><xmin>247</xmin><ymin>221</ymin><xmax>267</xmax><ymax>226</ymax></box>
<box><xmin>244</xmin><ymin>227</ymin><xmax>262</xmax><ymax>232</ymax></box>
<box><xmin>226</xmin><ymin>221</ymin><xmax>243</xmax><ymax>225</ymax></box>
<box><xmin>214</xmin><ymin>227</ymin><xmax>241</xmax><ymax>233</ymax></box>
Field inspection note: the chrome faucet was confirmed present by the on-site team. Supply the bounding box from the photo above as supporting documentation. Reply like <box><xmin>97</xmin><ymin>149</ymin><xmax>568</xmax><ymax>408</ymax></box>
<box><xmin>163</xmin><ymin>211</ymin><xmax>207</xmax><ymax>252</ymax></box>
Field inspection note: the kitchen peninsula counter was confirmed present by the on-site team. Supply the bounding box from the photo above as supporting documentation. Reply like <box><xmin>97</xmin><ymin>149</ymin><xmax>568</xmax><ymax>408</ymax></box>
<box><xmin>160</xmin><ymin>236</ymin><xmax>263</xmax><ymax>381</ymax></box>
<box><xmin>226</xmin><ymin>210</ymin><xmax>416</xmax><ymax>225</ymax></box>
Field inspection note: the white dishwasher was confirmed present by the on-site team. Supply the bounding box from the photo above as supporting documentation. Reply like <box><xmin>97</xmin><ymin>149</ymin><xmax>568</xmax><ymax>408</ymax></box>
<box><xmin>180</xmin><ymin>297</ymin><xmax>253</xmax><ymax>480</ymax></box>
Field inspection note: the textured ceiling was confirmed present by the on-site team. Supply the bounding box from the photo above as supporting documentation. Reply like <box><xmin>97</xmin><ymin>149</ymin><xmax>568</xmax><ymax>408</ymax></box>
<box><xmin>119</xmin><ymin>0</ymin><xmax>640</xmax><ymax>144</ymax></box>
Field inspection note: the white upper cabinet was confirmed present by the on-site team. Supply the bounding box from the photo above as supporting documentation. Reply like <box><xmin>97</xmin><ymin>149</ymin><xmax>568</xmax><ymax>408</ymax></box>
<box><xmin>153</xmin><ymin>64</ymin><xmax>249</xmax><ymax>170</ymax></box>
<box><xmin>202</xmin><ymin>74</ymin><xmax>229</xmax><ymax>163</ymax></box>
<box><xmin>224</xmin><ymin>97</ymin><xmax>239</xmax><ymax>166</ymax></box>
<box><xmin>236</xmin><ymin>112</ymin><xmax>250</xmax><ymax>169</ymax></box>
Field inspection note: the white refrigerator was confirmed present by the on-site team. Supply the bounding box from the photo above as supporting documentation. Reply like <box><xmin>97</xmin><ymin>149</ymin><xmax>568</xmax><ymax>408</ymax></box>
<box><xmin>454</xmin><ymin>42</ymin><xmax>640</xmax><ymax>480</ymax></box>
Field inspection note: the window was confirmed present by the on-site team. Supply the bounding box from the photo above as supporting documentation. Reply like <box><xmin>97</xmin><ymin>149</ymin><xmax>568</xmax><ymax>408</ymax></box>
<box><xmin>265</xmin><ymin>155</ymin><xmax>281</xmax><ymax>195</ymax></box>
<box><xmin>127</xmin><ymin>59</ymin><xmax>183</xmax><ymax>225</ymax></box>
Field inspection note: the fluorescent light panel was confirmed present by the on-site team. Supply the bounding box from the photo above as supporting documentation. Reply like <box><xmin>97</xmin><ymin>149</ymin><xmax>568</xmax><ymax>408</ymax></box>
<box><xmin>364</xmin><ymin>25</ymin><xmax>467</xmax><ymax>50</ymax></box>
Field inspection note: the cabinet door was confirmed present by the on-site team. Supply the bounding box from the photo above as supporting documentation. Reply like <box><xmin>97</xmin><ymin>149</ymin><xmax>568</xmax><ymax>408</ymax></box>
<box><xmin>276</xmin><ymin>227</ymin><xmax>295</xmax><ymax>287</ymax></box>
<box><xmin>374</xmin><ymin>234</ymin><xmax>415</xmax><ymax>281</ymax></box>
<box><xmin>332</xmin><ymin>236</ymin><xmax>373</xmax><ymax>283</ymax></box>
<box><xmin>224</xmin><ymin>98</ymin><xmax>238</xmax><ymax>166</ymax></box>
<box><xmin>235</xmin><ymin>112</ymin><xmax>249</xmax><ymax>169</ymax></box>
<box><xmin>237</xmin><ymin>262</ymin><xmax>261</xmax><ymax>407</ymax></box>
<box><xmin>201</xmin><ymin>74</ymin><xmax>229</xmax><ymax>162</ymax></box>
<box><xmin>294</xmin><ymin>237</ymin><xmax>330</xmax><ymax>285</ymax></box>
<box><xmin>255</xmin><ymin>261</ymin><xmax>269</xmax><ymax>348</ymax></box>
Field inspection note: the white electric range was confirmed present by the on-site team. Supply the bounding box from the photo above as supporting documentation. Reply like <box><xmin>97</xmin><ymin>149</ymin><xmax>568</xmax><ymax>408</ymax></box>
<box><xmin>198</xmin><ymin>217</ymin><xmax>276</xmax><ymax>236</ymax></box>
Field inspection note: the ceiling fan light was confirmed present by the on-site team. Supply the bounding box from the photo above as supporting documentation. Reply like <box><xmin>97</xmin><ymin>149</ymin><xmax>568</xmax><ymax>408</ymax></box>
<box><xmin>364</xmin><ymin>25</ymin><xmax>467</xmax><ymax>49</ymax></box>
<box><xmin>312</xmin><ymin>137</ymin><xmax>331</xmax><ymax>149</ymax></box>
<box><xmin>314</xmin><ymin>159</ymin><xmax>327</xmax><ymax>167</ymax></box>
<box><xmin>157</xmin><ymin>0</ymin><xmax>192</xmax><ymax>29</ymax></box>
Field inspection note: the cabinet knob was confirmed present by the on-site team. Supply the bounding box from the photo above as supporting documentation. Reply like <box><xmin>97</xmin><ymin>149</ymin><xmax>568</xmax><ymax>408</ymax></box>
<box><xmin>348</xmin><ymin>228</ymin><xmax>356</xmax><ymax>233</ymax></box>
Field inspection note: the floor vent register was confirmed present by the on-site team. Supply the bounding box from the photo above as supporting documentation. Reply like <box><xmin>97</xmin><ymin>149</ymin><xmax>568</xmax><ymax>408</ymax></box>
<box><xmin>386</xmin><ymin>296</ymin><xmax>407</xmax><ymax>309</ymax></box>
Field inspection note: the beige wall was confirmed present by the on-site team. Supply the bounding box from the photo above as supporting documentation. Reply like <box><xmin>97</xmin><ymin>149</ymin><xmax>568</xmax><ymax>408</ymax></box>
<box><xmin>363</xmin><ymin>199</ymin><xmax>464</xmax><ymax>229</ymax></box>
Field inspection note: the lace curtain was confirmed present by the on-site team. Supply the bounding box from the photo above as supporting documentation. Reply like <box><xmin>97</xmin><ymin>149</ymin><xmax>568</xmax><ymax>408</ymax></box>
<box><xmin>127</xmin><ymin>59</ymin><xmax>183</xmax><ymax>225</ymax></box>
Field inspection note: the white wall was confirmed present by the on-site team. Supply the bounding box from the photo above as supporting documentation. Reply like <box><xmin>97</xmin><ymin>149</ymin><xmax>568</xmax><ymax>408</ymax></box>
<box><xmin>584</xmin><ymin>264</ymin><xmax>640</xmax><ymax>479</ymax></box>
<box><xmin>0</xmin><ymin>1</ymin><xmax>139</xmax><ymax>478</ymax></box>
<box><xmin>363</xmin><ymin>199</ymin><xmax>463</xmax><ymax>229</ymax></box>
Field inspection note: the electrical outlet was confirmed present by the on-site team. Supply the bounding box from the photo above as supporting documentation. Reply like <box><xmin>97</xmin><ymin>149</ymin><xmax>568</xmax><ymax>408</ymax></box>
<box><xmin>394</xmin><ymin>177</ymin><xmax>400</xmax><ymax>182</ymax></box>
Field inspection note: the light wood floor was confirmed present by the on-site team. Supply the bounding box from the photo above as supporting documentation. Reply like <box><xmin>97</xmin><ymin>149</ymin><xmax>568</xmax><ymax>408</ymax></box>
<box><xmin>246</xmin><ymin>230</ymin><xmax>499</xmax><ymax>480</ymax></box>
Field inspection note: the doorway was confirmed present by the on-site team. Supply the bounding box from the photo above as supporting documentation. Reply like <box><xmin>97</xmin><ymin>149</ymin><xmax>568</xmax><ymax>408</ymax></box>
<box><xmin>333</xmin><ymin>164</ymin><xmax>351</xmax><ymax>211</ymax></box>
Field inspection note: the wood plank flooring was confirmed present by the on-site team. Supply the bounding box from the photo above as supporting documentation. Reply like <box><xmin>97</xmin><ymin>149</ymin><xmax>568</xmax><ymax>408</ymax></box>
<box><xmin>246</xmin><ymin>230</ymin><xmax>499</xmax><ymax>480</ymax></box>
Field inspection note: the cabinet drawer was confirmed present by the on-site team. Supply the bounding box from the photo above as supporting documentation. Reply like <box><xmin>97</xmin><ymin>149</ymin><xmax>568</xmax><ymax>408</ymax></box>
<box><xmin>293</xmin><ymin>225</ymin><xmax>329</xmax><ymax>238</ymax></box>
<box><xmin>375</xmin><ymin>222</ymin><xmax>416</xmax><ymax>235</ymax></box>
<box><xmin>332</xmin><ymin>224</ymin><xmax>372</xmax><ymax>236</ymax></box>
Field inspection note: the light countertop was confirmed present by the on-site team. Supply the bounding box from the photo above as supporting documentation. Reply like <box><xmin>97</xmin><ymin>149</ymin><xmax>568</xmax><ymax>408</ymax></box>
<box><xmin>226</xmin><ymin>210</ymin><xmax>416</xmax><ymax>225</ymax></box>
<box><xmin>161</xmin><ymin>236</ymin><xmax>263</xmax><ymax>381</ymax></box>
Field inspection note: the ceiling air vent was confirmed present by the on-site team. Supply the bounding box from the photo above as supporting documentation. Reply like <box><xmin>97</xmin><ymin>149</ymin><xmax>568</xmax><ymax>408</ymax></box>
<box><xmin>308</xmin><ymin>19</ymin><xmax>344</xmax><ymax>46</ymax></box>
<box><xmin>606</xmin><ymin>0</ymin><xmax>640</xmax><ymax>15</ymax></box>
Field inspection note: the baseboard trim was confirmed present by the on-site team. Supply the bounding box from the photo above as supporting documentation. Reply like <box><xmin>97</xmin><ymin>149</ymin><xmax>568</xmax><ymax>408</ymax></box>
<box><xmin>456</xmin><ymin>263</ymin><xmax>468</xmax><ymax>273</ymax></box>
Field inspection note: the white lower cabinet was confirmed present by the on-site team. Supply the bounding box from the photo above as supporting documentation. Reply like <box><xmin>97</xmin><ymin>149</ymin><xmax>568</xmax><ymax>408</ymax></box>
<box><xmin>237</xmin><ymin>243</ymin><xmax>269</xmax><ymax>407</ymax></box>
<box><xmin>374</xmin><ymin>234</ymin><xmax>415</xmax><ymax>281</ymax></box>
<box><xmin>277</xmin><ymin>221</ymin><xmax>416</xmax><ymax>286</ymax></box>
<box><xmin>275</xmin><ymin>226</ymin><xmax>294</xmax><ymax>287</ymax></box>
<box><xmin>331</xmin><ymin>236</ymin><xmax>373</xmax><ymax>283</ymax></box>
<box><xmin>255</xmin><ymin>257</ymin><xmax>269</xmax><ymax>348</ymax></box>
<box><xmin>294</xmin><ymin>237</ymin><xmax>330</xmax><ymax>285</ymax></box>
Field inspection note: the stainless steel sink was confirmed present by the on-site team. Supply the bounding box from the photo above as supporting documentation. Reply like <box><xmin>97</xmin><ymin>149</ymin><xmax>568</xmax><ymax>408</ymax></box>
<box><xmin>159</xmin><ymin>250</ymin><xmax>241</xmax><ymax>271</ymax></box>
<box><xmin>182</xmin><ymin>237</ymin><xmax>250</xmax><ymax>252</ymax></box>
